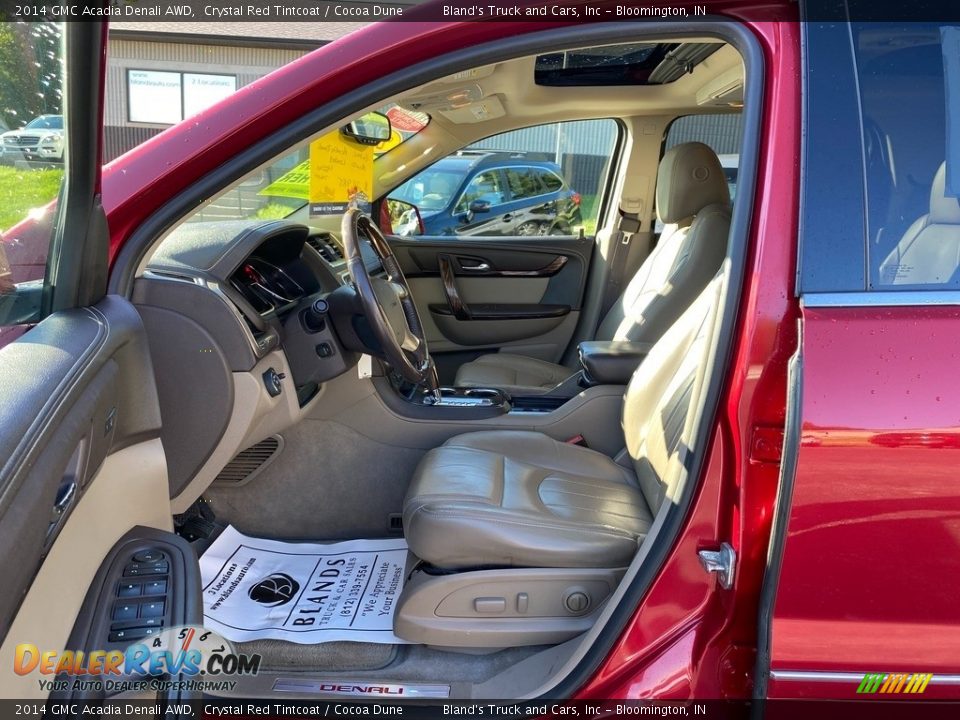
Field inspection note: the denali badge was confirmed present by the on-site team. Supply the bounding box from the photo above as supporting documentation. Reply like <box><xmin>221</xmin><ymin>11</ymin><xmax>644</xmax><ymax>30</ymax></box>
<box><xmin>273</xmin><ymin>679</ymin><xmax>450</xmax><ymax>698</ymax></box>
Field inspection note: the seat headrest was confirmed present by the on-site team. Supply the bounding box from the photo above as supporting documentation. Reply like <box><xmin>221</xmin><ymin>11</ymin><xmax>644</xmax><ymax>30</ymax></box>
<box><xmin>929</xmin><ymin>162</ymin><xmax>960</xmax><ymax>224</ymax></box>
<box><xmin>656</xmin><ymin>142</ymin><xmax>730</xmax><ymax>224</ymax></box>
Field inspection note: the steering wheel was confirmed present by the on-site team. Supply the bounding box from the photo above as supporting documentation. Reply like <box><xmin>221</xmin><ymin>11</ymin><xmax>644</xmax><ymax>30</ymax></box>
<box><xmin>341</xmin><ymin>208</ymin><xmax>440</xmax><ymax>396</ymax></box>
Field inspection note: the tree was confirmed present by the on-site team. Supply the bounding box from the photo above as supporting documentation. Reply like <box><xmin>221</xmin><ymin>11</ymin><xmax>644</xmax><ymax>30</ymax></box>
<box><xmin>0</xmin><ymin>21</ymin><xmax>62</xmax><ymax>130</ymax></box>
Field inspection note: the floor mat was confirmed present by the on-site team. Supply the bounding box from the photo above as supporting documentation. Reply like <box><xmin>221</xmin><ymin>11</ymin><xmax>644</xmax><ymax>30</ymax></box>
<box><xmin>199</xmin><ymin>525</ymin><xmax>411</xmax><ymax>645</ymax></box>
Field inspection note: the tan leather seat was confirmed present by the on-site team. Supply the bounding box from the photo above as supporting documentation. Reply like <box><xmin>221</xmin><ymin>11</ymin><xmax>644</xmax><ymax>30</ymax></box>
<box><xmin>403</xmin><ymin>276</ymin><xmax>721</xmax><ymax>570</ymax></box>
<box><xmin>455</xmin><ymin>141</ymin><xmax>730</xmax><ymax>395</ymax></box>
<box><xmin>879</xmin><ymin>162</ymin><xmax>960</xmax><ymax>286</ymax></box>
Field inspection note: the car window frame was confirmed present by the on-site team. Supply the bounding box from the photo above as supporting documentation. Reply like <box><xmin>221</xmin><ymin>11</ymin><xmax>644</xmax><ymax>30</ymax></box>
<box><xmin>0</xmin><ymin>21</ymin><xmax>108</xmax><ymax>331</ymax></box>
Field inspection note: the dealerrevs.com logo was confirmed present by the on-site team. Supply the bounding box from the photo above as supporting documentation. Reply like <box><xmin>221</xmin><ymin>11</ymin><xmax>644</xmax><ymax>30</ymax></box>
<box><xmin>14</xmin><ymin>626</ymin><xmax>260</xmax><ymax>694</ymax></box>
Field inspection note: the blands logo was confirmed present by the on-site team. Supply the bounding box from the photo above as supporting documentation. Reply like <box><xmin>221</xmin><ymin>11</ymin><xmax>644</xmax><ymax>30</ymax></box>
<box><xmin>857</xmin><ymin>672</ymin><xmax>933</xmax><ymax>694</ymax></box>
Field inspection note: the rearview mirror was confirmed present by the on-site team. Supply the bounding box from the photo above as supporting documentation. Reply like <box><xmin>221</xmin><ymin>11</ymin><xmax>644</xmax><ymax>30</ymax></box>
<box><xmin>341</xmin><ymin>112</ymin><xmax>392</xmax><ymax>146</ymax></box>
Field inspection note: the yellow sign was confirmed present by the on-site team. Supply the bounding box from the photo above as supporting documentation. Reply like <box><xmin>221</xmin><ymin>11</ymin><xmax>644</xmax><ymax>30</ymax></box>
<box><xmin>376</xmin><ymin>129</ymin><xmax>403</xmax><ymax>155</ymax></box>
<box><xmin>260</xmin><ymin>161</ymin><xmax>310</xmax><ymax>201</ymax></box>
<box><xmin>308</xmin><ymin>131</ymin><xmax>374</xmax><ymax>216</ymax></box>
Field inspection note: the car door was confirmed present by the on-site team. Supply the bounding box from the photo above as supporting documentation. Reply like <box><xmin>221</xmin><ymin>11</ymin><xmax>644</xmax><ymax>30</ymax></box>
<box><xmin>758</xmin><ymin>16</ymin><xmax>960</xmax><ymax>702</ymax></box>
<box><xmin>387</xmin><ymin>120</ymin><xmax>618</xmax><ymax>374</ymax></box>
<box><xmin>0</xmin><ymin>21</ymin><xmax>178</xmax><ymax>700</ymax></box>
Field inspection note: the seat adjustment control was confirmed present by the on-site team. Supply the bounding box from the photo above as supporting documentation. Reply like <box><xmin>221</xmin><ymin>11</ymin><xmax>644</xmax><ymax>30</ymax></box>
<box><xmin>562</xmin><ymin>587</ymin><xmax>591</xmax><ymax>614</ymax></box>
<box><xmin>474</xmin><ymin>597</ymin><xmax>506</xmax><ymax>614</ymax></box>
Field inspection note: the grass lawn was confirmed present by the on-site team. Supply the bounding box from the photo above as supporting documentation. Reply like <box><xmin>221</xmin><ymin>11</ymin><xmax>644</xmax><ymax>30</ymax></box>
<box><xmin>579</xmin><ymin>193</ymin><xmax>599</xmax><ymax>236</ymax></box>
<box><xmin>0</xmin><ymin>165</ymin><xmax>63</xmax><ymax>231</ymax></box>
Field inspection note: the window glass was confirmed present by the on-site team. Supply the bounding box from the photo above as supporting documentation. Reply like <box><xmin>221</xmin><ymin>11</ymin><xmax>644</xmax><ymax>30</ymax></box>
<box><xmin>854</xmin><ymin>23</ymin><xmax>955</xmax><ymax>288</ymax></box>
<box><xmin>539</xmin><ymin>170</ymin><xmax>564</xmax><ymax>193</ymax></box>
<box><xmin>505</xmin><ymin>168</ymin><xmax>544</xmax><ymax>200</ymax></box>
<box><xmin>388</xmin><ymin>118</ymin><xmax>618</xmax><ymax>238</ymax></box>
<box><xmin>182</xmin><ymin>103</ymin><xmax>430</xmax><ymax>224</ymax></box>
<box><xmin>0</xmin><ymin>20</ymin><xmax>65</xmax><ymax>342</ymax></box>
<box><xmin>455</xmin><ymin>171</ymin><xmax>505</xmax><ymax>213</ymax></box>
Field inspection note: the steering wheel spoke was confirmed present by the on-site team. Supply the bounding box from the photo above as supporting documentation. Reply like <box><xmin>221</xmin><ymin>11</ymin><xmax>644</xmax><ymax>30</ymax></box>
<box><xmin>342</xmin><ymin>208</ymin><xmax>436</xmax><ymax>389</ymax></box>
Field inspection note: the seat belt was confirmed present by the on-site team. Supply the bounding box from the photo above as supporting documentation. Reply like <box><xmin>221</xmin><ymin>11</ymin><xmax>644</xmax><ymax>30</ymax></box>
<box><xmin>601</xmin><ymin>207</ymin><xmax>642</xmax><ymax>314</ymax></box>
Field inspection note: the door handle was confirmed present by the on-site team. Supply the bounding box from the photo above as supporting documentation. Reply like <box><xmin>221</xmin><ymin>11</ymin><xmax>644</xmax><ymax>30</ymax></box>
<box><xmin>502</xmin><ymin>215</ymin><xmax>513</xmax><ymax>222</ymax></box>
<box><xmin>460</xmin><ymin>262</ymin><xmax>490</xmax><ymax>272</ymax></box>
<box><xmin>46</xmin><ymin>479</ymin><xmax>77</xmax><ymax>542</ymax></box>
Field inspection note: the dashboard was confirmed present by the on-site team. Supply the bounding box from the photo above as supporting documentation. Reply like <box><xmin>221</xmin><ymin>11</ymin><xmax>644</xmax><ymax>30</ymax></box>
<box><xmin>135</xmin><ymin>219</ymin><xmax>378</xmax><ymax>500</ymax></box>
<box><xmin>140</xmin><ymin>219</ymin><xmax>379</xmax><ymax>400</ymax></box>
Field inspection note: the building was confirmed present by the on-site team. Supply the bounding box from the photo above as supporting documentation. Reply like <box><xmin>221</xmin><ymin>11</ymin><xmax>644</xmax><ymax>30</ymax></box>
<box><xmin>104</xmin><ymin>21</ymin><xmax>362</xmax><ymax>162</ymax></box>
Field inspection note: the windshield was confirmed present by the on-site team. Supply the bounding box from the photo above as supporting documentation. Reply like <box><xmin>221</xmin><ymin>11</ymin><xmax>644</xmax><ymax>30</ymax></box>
<box><xmin>25</xmin><ymin>116</ymin><xmax>62</xmax><ymax>130</ymax></box>
<box><xmin>389</xmin><ymin>169</ymin><xmax>464</xmax><ymax>213</ymax></box>
<box><xmin>186</xmin><ymin>104</ymin><xmax>428</xmax><ymax>224</ymax></box>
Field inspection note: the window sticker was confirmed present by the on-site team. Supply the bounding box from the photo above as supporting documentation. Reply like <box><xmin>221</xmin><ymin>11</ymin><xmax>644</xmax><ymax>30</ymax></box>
<box><xmin>308</xmin><ymin>130</ymin><xmax>374</xmax><ymax>216</ymax></box>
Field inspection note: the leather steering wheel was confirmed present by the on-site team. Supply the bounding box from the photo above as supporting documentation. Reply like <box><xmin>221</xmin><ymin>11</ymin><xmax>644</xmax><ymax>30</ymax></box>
<box><xmin>341</xmin><ymin>208</ymin><xmax>440</xmax><ymax>393</ymax></box>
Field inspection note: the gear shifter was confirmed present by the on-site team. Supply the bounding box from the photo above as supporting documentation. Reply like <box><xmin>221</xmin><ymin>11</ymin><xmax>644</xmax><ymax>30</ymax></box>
<box><xmin>422</xmin><ymin>360</ymin><xmax>443</xmax><ymax>405</ymax></box>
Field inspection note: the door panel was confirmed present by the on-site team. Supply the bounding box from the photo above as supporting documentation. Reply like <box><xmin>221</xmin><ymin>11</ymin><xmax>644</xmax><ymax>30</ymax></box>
<box><xmin>765</xmin><ymin>305</ymin><xmax>960</xmax><ymax>699</ymax></box>
<box><xmin>0</xmin><ymin>298</ymin><xmax>170</xmax><ymax>697</ymax></box>
<box><xmin>391</xmin><ymin>236</ymin><xmax>592</xmax><ymax>360</ymax></box>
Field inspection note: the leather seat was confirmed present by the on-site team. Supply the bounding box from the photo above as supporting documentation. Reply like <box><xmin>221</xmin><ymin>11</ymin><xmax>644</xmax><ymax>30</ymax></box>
<box><xmin>455</xmin><ymin>141</ymin><xmax>730</xmax><ymax>395</ymax></box>
<box><xmin>879</xmin><ymin>162</ymin><xmax>960</xmax><ymax>286</ymax></box>
<box><xmin>404</xmin><ymin>276</ymin><xmax>721</xmax><ymax>570</ymax></box>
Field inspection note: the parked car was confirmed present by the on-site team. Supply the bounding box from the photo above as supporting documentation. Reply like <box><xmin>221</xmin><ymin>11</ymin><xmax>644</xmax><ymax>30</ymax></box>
<box><xmin>388</xmin><ymin>151</ymin><xmax>583</xmax><ymax>236</ymax></box>
<box><xmin>2</xmin><ymin>1</ymin><xmax>960</xmax><ymax>712</ymax></box>
<box><xmin>0</xmin><ymin>114</ymin><xmax>64</xmax><ymax>163</ymax></box>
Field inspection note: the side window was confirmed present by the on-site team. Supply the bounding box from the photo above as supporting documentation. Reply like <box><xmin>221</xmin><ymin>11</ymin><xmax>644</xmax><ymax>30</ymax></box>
<box><xmin>800</xmin><ymin>21</ymin><xmax>956</xmax><ymax>293</ymax></box>
<box><xmin>539</xmin><ymin>170</ymin><xmax>564</xmax><ymax>193</ymax></box>
<box><xmin>389</xmin><ymin>118</ymin><xmax>619</xmax><ymax>238</ymax></box>
<box><xmin>504</xmin><ymin>168</ymin><xmax>544</xmax><ymax>201</ymax></box>
<box><xmin>855</xmin><ymin>23</ymin><xmax>953</xmax><ymax>289</ymax></box>
<box><xmin>455</xmin><ymin>171</ymin><xmax>505</xmax><ymax>213</ymax></box>
<box><xmin>0</xmin><ymin>21</ymin><xmax>66</xmax><ymax>346</ymax></box>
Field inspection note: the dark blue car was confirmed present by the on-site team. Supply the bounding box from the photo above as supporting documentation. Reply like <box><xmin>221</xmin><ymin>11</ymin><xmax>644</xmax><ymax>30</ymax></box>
<box><xmin>388</xmin><ymin>151</ymin><xmax>583</xmax><ymax>237</ymax></box>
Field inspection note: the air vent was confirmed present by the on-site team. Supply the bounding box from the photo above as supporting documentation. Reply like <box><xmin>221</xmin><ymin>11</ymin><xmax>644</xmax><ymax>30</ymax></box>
<box><xmin>306</xmin><ymin>233</ymin><xmax>344</xmax><ymax>263</ymax></box>
<box><xmin>213</xmin><ymin>436</ymin><xmax>283</xmax><ymax>487</ymax></box>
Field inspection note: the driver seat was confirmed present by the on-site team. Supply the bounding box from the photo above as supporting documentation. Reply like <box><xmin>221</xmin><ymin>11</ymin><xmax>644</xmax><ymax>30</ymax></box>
<box><xmin>453</xmin><ymin>142</ymin><xmax>730</xmax><ymax>395</ymax></box>
<box><xmin>402</xmin><ymin>274</ymin><xmax>722</xmax><ymax>571</ymax></box>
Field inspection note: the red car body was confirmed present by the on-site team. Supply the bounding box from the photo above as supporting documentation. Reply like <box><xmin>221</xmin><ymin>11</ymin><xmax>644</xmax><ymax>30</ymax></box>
<box><xmin>5</xmin><ymin>0</ymin><xmax>959</xmax><ymax>704</ymax></box>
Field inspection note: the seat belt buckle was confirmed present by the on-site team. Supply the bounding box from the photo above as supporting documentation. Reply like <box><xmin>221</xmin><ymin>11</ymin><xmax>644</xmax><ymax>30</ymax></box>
<box><xmin>565</xmin><ymin>434</ymin><xmax>589</xmax><ymax>447</ymax></box>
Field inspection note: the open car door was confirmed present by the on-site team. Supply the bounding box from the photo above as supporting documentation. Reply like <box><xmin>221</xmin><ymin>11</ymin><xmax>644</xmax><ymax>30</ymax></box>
<box><xmin>0</xmin><ymin>18</ymin><xmax>181</xmax><ymax>701</ymax></box>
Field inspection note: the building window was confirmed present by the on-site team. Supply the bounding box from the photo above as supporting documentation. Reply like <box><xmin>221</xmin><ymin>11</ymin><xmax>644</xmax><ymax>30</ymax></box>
<box><xmin>127</xmin><ymin>69</ymin><xmax>237</xmax><ymax>125</ymax></box>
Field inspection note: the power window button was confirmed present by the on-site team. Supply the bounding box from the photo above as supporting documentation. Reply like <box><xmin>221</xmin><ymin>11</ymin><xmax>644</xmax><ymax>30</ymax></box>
<box><xmin>141</xmin><ymin>601</ymin><xmax>165</xmax><ymax>618</ymax></box>
<box><xmin>142</xmin><ymin>580</ymin><xmax>167</xmax><ymax>596</ymax></box>
<box><xmin>112</xmin><ymin>603</ymin><xmax>138</xmax><ymax>621</ymax></box>
<box><xmin>118</xmin><ymin>582</ymin><xmax>141</xmax><ymax>598</ymax></box>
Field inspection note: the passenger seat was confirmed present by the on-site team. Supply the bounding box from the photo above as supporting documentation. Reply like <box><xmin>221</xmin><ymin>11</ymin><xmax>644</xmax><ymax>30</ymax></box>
<box><xmin>455</xmin><ymin>141</ymin><xmax>731</xmax><ymax>395</ymax></box>
<box><xmin>879</xmin><ymin>162</ymin><xmax>960</xmax><ymax>286</ymax></box>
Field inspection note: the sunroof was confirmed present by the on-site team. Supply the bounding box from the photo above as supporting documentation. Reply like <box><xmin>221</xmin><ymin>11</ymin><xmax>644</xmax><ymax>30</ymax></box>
<box><xmin>535</xmin><ymin>42</ymin><xmax>720</xmax><ymax>86</ymax></box>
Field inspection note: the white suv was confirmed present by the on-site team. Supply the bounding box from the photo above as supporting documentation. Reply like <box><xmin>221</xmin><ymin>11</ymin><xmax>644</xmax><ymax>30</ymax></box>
<box><xmin>1</xmin><ymin>114</ymin><xmax>64</xmax><ymax>163</ymax></box>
